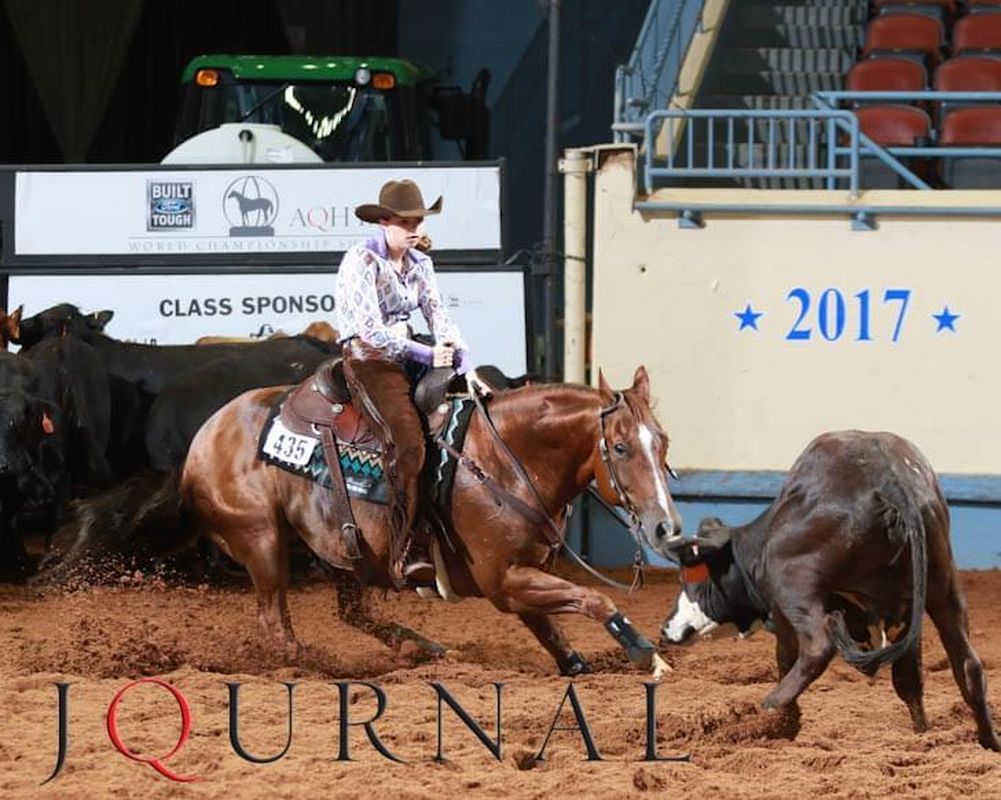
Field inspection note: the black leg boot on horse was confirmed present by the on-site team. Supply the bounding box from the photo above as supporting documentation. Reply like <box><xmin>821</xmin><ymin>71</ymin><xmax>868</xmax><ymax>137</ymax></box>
<box><xmin>343</xmin><ymin>340</ymin><xmax>434</xmax><ymax>590</ymax></box>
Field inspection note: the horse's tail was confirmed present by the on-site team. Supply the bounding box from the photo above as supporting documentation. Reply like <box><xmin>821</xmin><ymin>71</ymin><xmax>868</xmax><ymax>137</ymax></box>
<box><xmin>34</xmin><ymin>471</ymin><xmax>191</xmax><ymax>585</ymax></box>
<box><xmin>829</xmin><ymin>486</ymin><xmax>928</xmax><ymax>676</ymax></box>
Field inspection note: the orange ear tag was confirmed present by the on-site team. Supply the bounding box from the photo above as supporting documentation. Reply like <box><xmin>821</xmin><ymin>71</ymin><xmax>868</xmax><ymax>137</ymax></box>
<box><xmin>42</xmin><ymin>412</ymin><xmax>55</xmax><ymax>434</ymax></box>
<box><xmin>681</xmin><ymin>562</ymin><xmax>709</xmax><ymax>584</ymax></box>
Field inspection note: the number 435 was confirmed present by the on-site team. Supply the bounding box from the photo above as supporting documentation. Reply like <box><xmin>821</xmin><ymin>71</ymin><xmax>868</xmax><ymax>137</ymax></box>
<box><xmin>786</xmin><ymin>287</ymin><xmax>910</xmax><ymax>343</ymax></box>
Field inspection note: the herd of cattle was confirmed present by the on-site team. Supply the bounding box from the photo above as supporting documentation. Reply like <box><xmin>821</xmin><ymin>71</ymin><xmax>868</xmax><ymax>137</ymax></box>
<box><xmin>0</xmin><ymin>303</ymin><xmax>341</xmax><ymax>578</ymax></box>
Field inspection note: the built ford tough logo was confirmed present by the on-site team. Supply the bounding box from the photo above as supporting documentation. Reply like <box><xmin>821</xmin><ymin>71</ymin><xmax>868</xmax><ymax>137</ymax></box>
<box><xmin>147</xmin><ymin>181</ymin><xmax>194</xmax><ymax>230</ymax></box>
<box><xmin>223</xmin><ymin>175</ymin><xmax>279</xmax><ymax>237</ymax></box>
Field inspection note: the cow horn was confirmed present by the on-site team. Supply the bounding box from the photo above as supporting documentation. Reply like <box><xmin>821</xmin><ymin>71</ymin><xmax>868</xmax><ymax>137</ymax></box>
<box><xmin>663</xmin><ymin>535</ymin><xmax>702</xmax><ymax>566</ymax></box>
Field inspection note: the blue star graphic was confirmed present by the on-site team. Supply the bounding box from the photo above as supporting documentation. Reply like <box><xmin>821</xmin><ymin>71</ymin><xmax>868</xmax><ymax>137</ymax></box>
<box><xmin>932</xmin><ymin>306</ymin><xmax>960</xmax><ymax>333</ymax></box>
<box><xmin>734</xmin><ymin>303</ymin><xmax>764</xmax><ymax>331</ymax></box>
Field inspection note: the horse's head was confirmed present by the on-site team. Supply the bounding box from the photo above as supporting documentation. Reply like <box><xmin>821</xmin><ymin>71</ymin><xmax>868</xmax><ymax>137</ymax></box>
<box><xmin>594</xmin><ymin>366</ymin><xmax>682</xmax><ymax>558</ymax></box>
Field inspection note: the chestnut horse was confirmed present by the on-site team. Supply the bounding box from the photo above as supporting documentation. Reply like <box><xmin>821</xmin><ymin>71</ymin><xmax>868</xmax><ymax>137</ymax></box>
<box><xmin>49</xmin><ymin>367</ymin><xmax>682</xmax><ymax>678</ymax></box>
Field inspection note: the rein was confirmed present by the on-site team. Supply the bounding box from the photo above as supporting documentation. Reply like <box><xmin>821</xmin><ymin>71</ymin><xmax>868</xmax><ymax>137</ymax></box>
<box><xmin>436</xmin><ymin>386</ymin><xmax>647</xmax><ymax>593</ymax></box>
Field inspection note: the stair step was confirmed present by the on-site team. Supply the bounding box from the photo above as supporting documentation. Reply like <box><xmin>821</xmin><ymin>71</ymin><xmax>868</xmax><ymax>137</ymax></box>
<box><xmin>699</xmin><ymin>94</ymin><xmax>819</xmax><ymax>109</ymax></box>
<box><xmin>734</xmin><ymin>5</ymin><xmax>864</xmax><ymax>26</ymax></box>
<box><xmin>736</xmin><ymin>0</ymin><xmax>865</xmax><ymax>7</ymax></box>
<box><xmin>658</xmin><ymin>142</ymin><xmax>844</xmax><ymax>189</ymax></box>
<box><xmin>711</xmin><ymin>70</ymin><xmax>845</xmax><ymax>94</ymax></box>
<box><xmin>722</xmin><ymin>47</ymin><xmax>856</xmax><ymax>73</ymax></box>
<box><xmin>727</xmin><ymin>24</ymin><xmax>864</xmax><ymax>48</ymax></box>
<box><xmin>674</xmin><ymin>114</ymin><xmax>844</xmax><ymax>144</ymax></box>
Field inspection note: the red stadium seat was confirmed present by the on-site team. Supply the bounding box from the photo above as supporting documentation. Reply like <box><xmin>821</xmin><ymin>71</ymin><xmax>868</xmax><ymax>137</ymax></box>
<box><xmin>854</xmin><ymin>105</ymin><xmax>933</xmax><ymax>187</ymax></box>
<box><xmin>939</xmin><ymin>105</ymin><xmax>1001</xmax><ymax>142</ymax></box>
<box><xmin>856</xmin><ymin>105</ymin><xmax>933</xmax><ymax>144</ymax></box>
<box><xmin>873</xmin><ymin>0</ymin><xmax>956</xmax><ymax>22</ymax></box>
<box><xmin>934</xmin><ymin>56</ymin><xmax>1001</xmax><ymax>124</ymax></box>
<box><xmin>965</xmin><ymin>0</ymin><xmax>1001</xmax><ymax>13</ymax></box>
<box><xmin>847</xmin><ymin>58</ymin><xmax>927</xmax><ymax>93</ymax></box>
<box><xmin>862</xmin><ymin>14</ymin><xmax>945</xmax><ymax>68</ymax></box>
<box><xmin>953</xmin><ymin>14</ymin><xmax>1001</xmax><ymax>54</ymax></box>
<box><xmin>938</xmin><ymin>106</ymin><xmax>1001</xmax><ymax>187</ymax></box>
<box><xmin>935</xmin><ymin>56</ymin><xmax>1001</xmax><ymax>90</ymax></box>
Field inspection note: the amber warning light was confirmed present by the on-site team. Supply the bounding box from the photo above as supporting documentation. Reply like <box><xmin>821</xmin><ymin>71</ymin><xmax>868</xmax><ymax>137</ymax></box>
<box><xmin>195</xmin><ymin>69</ymin><xmax>219</xmax><ymax>87</ymax></box>
<box><xmin>372</xmin><ymin>72</ymin><xmax>396</xmax><ymax>89</ymax></box>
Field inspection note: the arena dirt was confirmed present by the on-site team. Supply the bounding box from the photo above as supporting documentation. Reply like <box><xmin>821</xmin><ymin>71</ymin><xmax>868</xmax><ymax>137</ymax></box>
<box><xmin>2</xmin><ymin>566</ymin><xmax>1000</xmax><ymax>798</ymax></box>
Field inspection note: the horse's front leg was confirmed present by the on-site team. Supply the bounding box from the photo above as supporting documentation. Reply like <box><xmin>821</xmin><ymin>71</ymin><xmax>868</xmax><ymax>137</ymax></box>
<box><xmin>500</xmin><ymin>566</ymin><xmax>670</xmax><ymax>680</ymax></box>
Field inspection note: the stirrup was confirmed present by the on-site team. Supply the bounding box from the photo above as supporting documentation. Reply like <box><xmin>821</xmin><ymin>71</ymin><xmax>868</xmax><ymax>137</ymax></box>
<box><xmin>403</xmin><ymin>557</ymin><xmax>435</xmax><ymax>586</ymax></box>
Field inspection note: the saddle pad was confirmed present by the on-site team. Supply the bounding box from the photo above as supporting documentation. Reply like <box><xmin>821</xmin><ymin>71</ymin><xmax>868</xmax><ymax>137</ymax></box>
<box><xmin>258</xmin><ymin>397</ymin><xmax>387</xmax><ymax>504</ymax></box>
<box><xmin>429</xmin><ymin>397</ymin><xmax>475</xmax><ymax>510</ymax></box>
<box><xmin>257</xmin><ymin>393</ymin><xmax>476</xmax><ymax>511</ymax></box>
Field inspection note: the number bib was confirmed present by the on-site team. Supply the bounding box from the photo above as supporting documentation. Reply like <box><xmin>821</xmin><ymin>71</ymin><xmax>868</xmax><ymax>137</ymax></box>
<box><xmin>261</xmin><ymin>418</ymin><xmax>320</xmax><ymax>468</ymax></box>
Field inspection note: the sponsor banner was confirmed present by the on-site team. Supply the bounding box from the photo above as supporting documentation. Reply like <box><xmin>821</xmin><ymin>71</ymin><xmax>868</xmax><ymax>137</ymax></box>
<box><xmin>13</xmin><ymin>166</ymin><xmax>501</xmax><ymax>256</ymax></box>
<box><xmin>8</xmin><ymin>271</ymin><xmax>527</xmax><ymax>374</ymax></box>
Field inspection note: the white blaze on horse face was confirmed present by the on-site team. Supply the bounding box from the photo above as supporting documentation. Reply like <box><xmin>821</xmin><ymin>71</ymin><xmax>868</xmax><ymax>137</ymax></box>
<box><xmin>662</xmin><ymin>589</ymin><xmax>716</xmax><ymax>644</ymax></box>
<box><xmin>637</xmin><ymin>423</ymin><xmax>673</xmax><ymax>522</ymax></box>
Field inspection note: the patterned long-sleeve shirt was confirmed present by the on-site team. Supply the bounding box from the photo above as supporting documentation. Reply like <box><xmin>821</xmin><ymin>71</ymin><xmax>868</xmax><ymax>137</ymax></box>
<box><xmin>335</xmin><ymin>230</ymin><xmax>468</xmax><ymax>363</ymax></box>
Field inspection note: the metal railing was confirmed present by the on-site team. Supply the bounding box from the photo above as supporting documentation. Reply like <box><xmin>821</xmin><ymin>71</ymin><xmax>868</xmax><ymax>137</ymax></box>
<box><xmin>613</xmin><ymin>0</ymin><xmax>707</xmax><ymax>142</ymax></box>
<box><xmin>640</xmin><ymin>94</ymin><xmax>1001</xmax><ymax>194</ymax></box>
<box><xmin>643</xmin><ymin>108</ymin><xmax>861</xmax><ymax>194</ymax></box>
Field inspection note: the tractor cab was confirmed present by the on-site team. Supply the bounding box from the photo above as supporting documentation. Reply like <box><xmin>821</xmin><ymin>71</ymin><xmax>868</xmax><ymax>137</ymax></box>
<box><xmin>168</xmin><ymin>55</ymin><xmax>487</xmax><ymax>164</ymax></box>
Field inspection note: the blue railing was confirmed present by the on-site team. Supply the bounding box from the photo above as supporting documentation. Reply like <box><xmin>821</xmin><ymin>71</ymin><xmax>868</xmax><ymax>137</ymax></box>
<box><xmin>613</xmin><ymin>0</ymin><xmax>707</xmax><ymax>141</ymax></box>
<box><xmin>640</xmin><ymin>94</ymin><xmax>1001</xmax><ymax>193</ymax></box>
<box><xmin>643</xmin><ymin>108</ymin><xmax>861</xmax><ymax>194</ymax></box>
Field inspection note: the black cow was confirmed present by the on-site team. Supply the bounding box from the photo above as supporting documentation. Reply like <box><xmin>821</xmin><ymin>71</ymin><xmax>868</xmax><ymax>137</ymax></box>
<box><xmin>22</xmin><ymin>336</ymin><xmax>115</xmax><ymax>488</ymax></box>
<box><xmin>659</xmin><ymin>430</ymin><xmax>1000</xmax><ymax>751</ymax></box>
<box><xmin>14</xmin><ymin>304</ymin><xmax>337</xmax><ymax>472</ymax></box>
<box><xmin>143</xmin><ymin>352</ymin><xmax>318</xmax><ymax>471</ymax></box>
<box><xmin>0</xmin><ymin>353</ymin><xmax>65</xmax><ymax>576</ymax></box>
<box><xmin>14</xmin><ymin>303</ymin><xmax>337</xmax><ymax>396</ymax></box>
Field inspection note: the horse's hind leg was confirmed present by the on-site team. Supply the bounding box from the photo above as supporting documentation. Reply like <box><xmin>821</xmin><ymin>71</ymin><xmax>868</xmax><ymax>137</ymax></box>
<box><xmin>333</xmin><ymin>571</ymin><xmax>445</xmax><ymax>658</ymax></box>
<box><xmin>927</xmin><ymin>575</ymin><xmax>1000</xmax><ymax>751</ymax></box>
<box><xmin>213</xmin><ymin>524</ymin><xmax>295</xmax><ymax>648</ymax></box>
<box><xmin>519</xmin><ymin>613</ymin><xmax>590</xmax><ymax>676</ymax></box>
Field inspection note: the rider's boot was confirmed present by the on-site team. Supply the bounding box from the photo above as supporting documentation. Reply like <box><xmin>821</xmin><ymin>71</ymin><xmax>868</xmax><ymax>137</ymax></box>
<box><xmin>402</xmin><ymin>522</ymin><xmax>434</xmax><ymax>586</ymax></box>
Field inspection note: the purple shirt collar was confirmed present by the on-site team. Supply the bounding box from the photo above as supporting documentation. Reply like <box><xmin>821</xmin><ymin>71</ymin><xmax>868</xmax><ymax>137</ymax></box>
<box><xmin>363</xmin><ymin>228</ymin><xmax>429</xmax><ymax>270</ymax></box>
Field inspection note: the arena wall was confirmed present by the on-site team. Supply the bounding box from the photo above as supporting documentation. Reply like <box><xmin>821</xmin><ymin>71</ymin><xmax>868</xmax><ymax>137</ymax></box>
<box><xmin>587</xmin><ymin>146</ymin><xmax>1001</xmax><ymax>566</ymax></box>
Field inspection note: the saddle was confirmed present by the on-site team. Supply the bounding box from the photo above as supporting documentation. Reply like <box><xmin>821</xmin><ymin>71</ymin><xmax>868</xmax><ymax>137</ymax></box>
<box><xmin>279</xmin><ymin>357</ymin><xmax>461</xmax><ymax>445</ymax></box>
<box><xmin>280</xmin><ymin>358</ymin><xmax>377</xmax><ymax>447</ymax></box>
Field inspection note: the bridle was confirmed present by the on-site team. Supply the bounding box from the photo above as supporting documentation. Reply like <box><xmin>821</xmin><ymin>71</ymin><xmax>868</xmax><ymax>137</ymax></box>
<box><xmin>593</xmin><ymin>391</ymin><xmax>675</xmax><ymax>589</ymax></box>
<box><xmin>597</xmin><ymin>392</ymin><xmax>643</xmax><ymax>531</ymax></box>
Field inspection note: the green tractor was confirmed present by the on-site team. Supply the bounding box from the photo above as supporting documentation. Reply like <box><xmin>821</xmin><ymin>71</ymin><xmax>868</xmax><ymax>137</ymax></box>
<box><xmin>165</xmin><ymin>55</ymin><xmax>489</xmax><ymax>164</ymax></box>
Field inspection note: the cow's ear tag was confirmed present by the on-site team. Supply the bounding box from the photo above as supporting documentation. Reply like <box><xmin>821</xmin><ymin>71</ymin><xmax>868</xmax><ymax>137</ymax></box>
<box><xmin>681</xmin><ymin>562</ymin><xmax>709</xmax><ymax>584</ymax></box>
<box><xmin>42</xmin><ymin>412</ymin><xmax>54</xmax><ymax>434</ymax></box>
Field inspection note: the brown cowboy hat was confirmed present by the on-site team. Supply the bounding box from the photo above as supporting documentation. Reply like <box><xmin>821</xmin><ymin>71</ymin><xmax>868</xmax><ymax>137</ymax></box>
<box><xmin>354</xmin><ymin>179</ymin><xmax>443</xmax><ymax>223</ymax></box>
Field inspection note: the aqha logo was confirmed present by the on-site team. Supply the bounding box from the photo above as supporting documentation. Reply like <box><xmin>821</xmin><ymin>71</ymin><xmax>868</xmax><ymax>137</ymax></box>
<box><xmin>147</xmin><ymin>181</ymin><xmax>194</xmax><ymax>231</ymax></box>
<box><xmin>223</xmin><ymin>176</ymin><xmax>279</xmax><ymax>237</ymax></box>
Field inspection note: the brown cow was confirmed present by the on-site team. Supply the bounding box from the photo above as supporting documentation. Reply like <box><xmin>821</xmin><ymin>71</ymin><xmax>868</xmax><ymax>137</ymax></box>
<box><xmin>0</xmin><ymin>306</ymin><xmax>22</xmax><ymax>348</ymax></box>
<box><xmin>660</xmin><ymin>430</ymin><xmax>1000</xmax><ymax>751</ymax></box>
<box><xmin>195</xmin><ymin>321</ymin><xmax>338</xmax><ymax>346</ymax></box>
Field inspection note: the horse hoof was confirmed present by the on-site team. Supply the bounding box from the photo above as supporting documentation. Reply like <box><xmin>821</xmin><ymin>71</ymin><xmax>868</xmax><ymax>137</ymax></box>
<box><xmin>650</xmin><ymin>652</ymin><xmax>672</xmax><ymax>681</ymax></box>
<box><xmin>559</xmin><ymin>651</ymin><xmax>592</xmax><ymax>676</ymax></box>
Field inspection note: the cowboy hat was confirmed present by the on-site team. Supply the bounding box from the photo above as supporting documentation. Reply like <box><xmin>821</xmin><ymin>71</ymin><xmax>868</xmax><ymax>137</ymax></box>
<box><xmin>354</xmin><ymin>179</ymin><xmax>443</xmax><ymax>223</ymax></box>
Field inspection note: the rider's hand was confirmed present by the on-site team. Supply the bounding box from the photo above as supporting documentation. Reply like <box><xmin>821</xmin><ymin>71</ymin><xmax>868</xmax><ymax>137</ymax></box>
<box><xmin>432</xmin><ymin>344</ymin><xmax>455</xmax><ymax>368</ymax></box>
